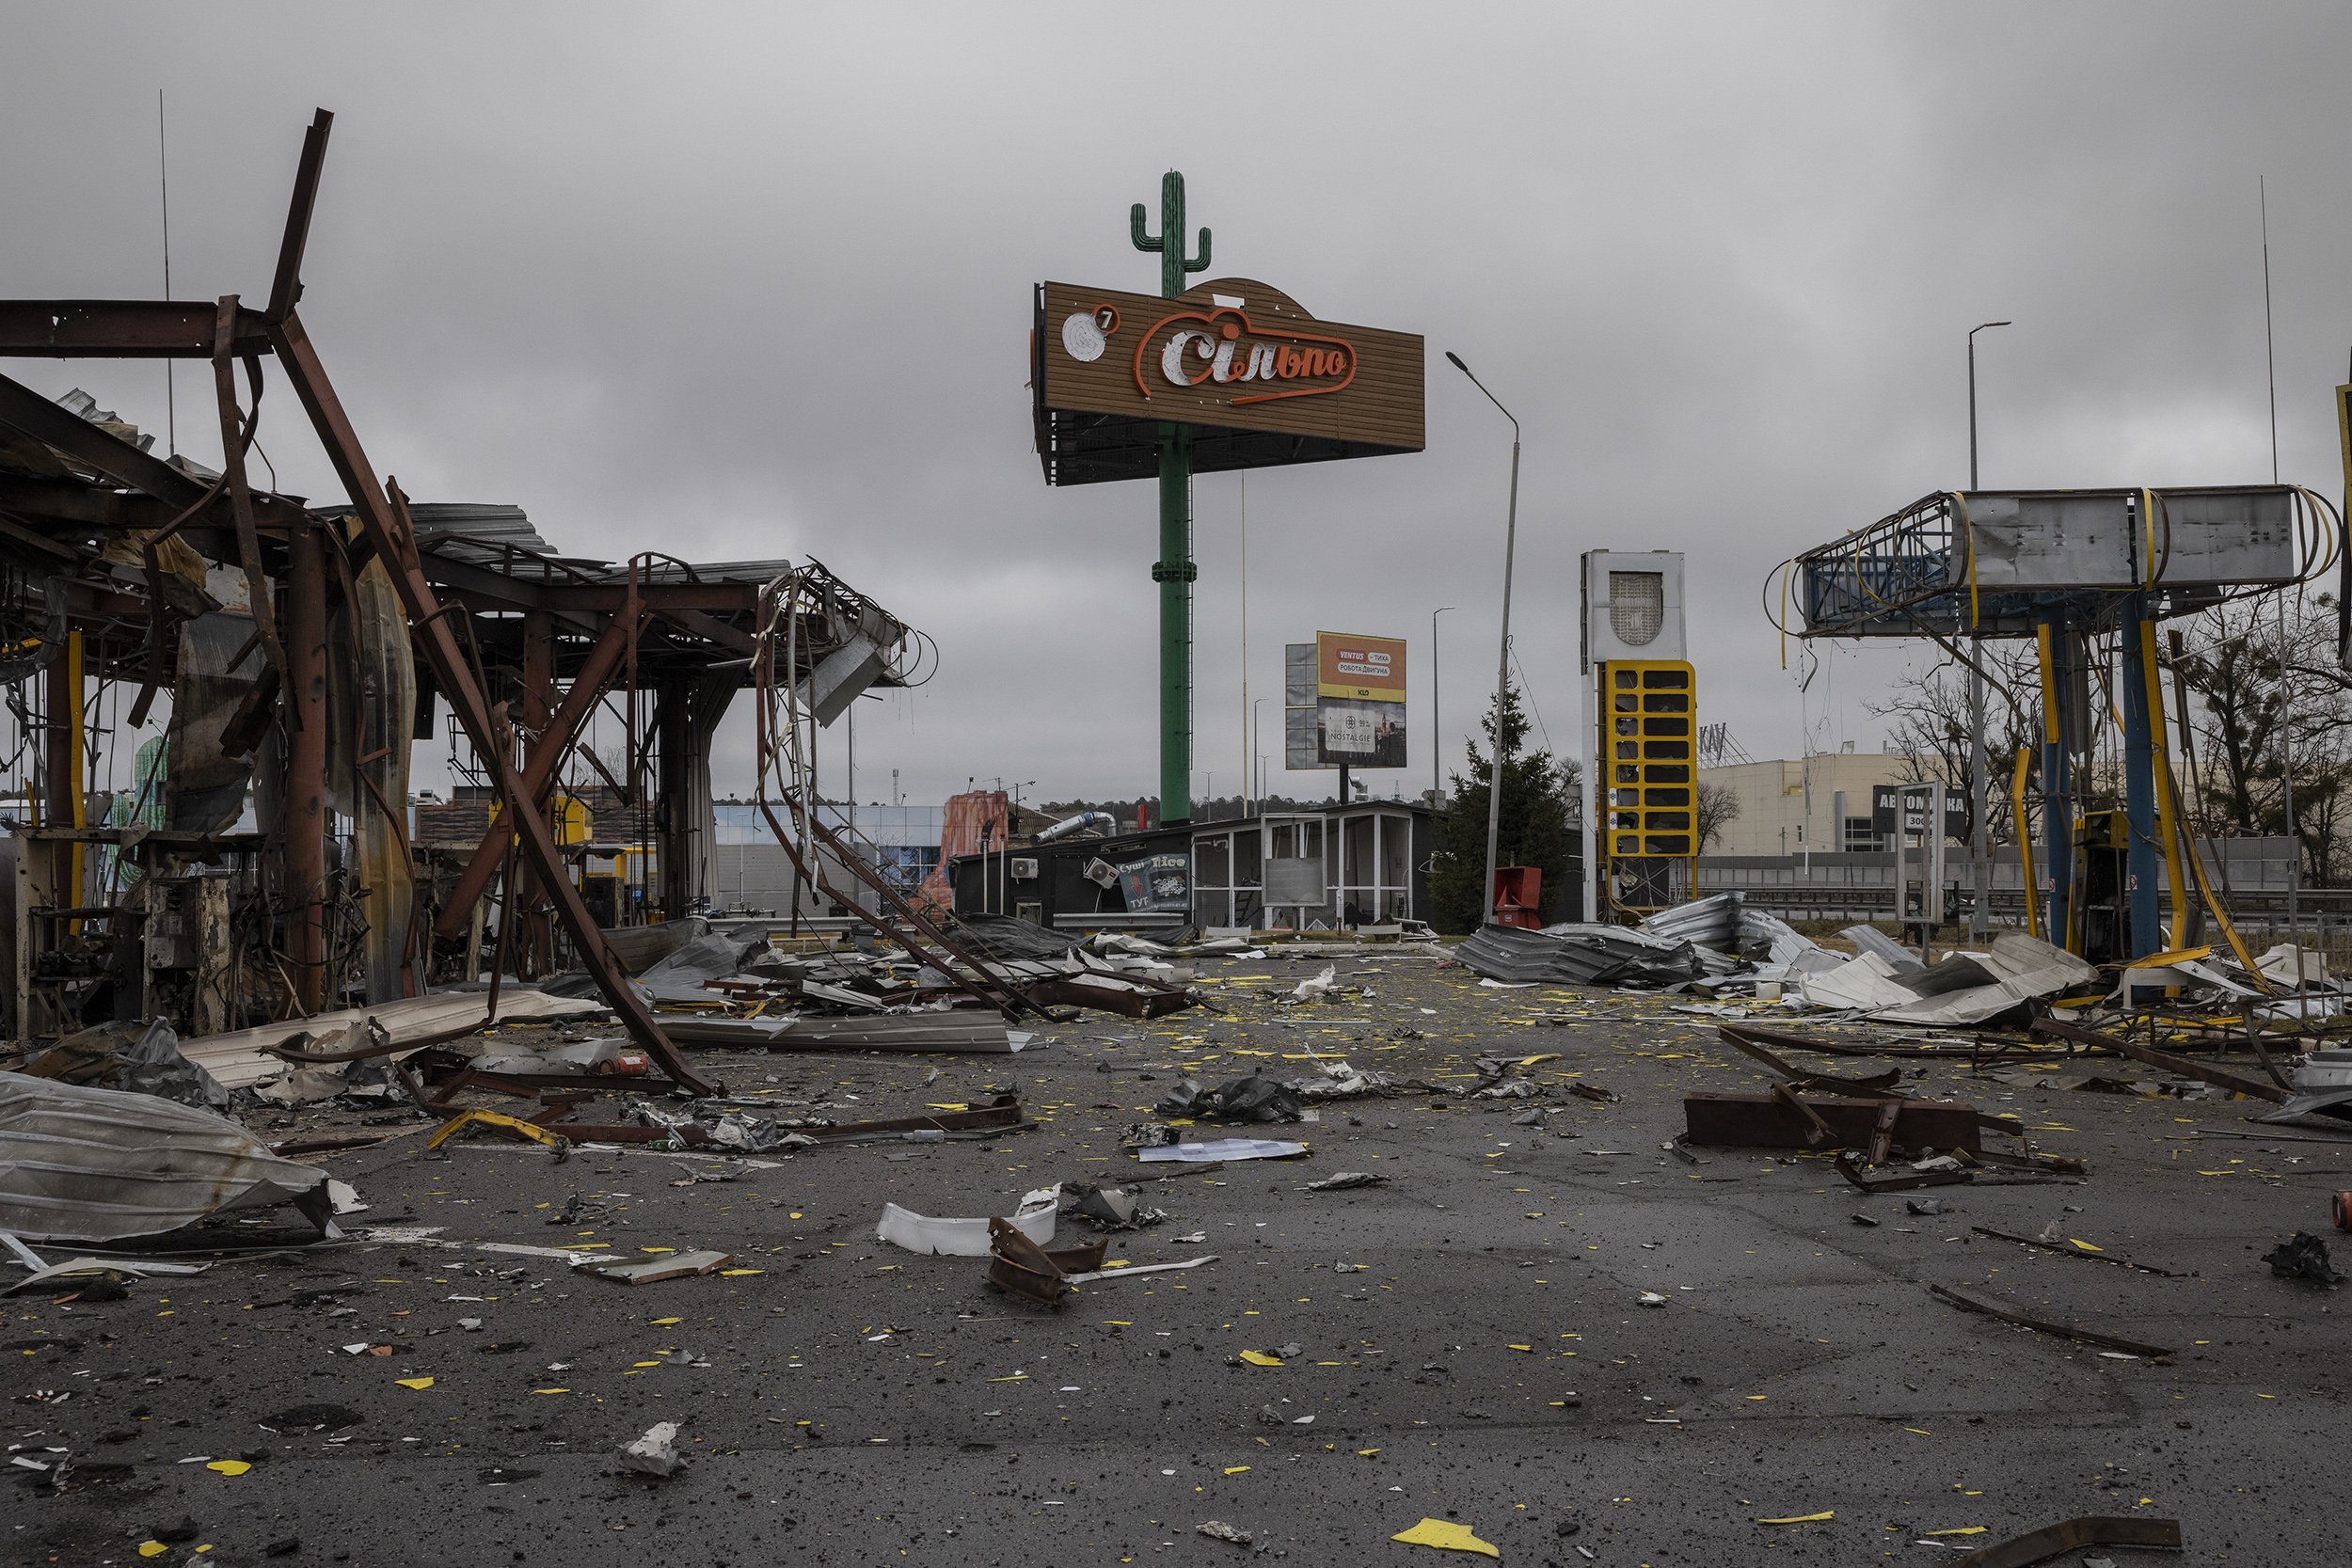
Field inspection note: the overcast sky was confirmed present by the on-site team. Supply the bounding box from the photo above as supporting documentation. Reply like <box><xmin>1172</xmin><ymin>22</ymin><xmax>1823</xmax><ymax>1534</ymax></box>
<box><xmin>6</xmin><ymin>2</ymin><xmax>2350</xmax><ymax>812</ymax></box>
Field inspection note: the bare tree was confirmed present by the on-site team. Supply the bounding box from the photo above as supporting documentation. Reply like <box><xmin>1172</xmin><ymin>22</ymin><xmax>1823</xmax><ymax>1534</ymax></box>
<box><xmin>2171</xmin><ymin>594</ymin><xmax>2352</xmax><ymax>882</ymax></box>
<box><xmin>1864</xmin><ymin>641</ymin><xmax>2042</xmax><ymax>844</ymax></box>
<box><xmin>1694</xmin><ymin>779</ymin><xmax>1740</xmax><ymax>852</ymax></box>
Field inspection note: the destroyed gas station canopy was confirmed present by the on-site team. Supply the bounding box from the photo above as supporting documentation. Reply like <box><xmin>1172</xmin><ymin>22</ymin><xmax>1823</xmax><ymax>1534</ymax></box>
<box><xmin>0</xmin><ymin>108</ymin><xmax>931</xmax><ymax>1099</ymax></box>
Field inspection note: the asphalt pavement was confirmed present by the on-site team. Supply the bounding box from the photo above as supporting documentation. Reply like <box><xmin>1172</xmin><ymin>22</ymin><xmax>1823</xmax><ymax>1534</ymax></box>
<box><xmin>8</xmin><ymin>951</ymin><xmax>2344</xmax><ymax>1565</ymax></box>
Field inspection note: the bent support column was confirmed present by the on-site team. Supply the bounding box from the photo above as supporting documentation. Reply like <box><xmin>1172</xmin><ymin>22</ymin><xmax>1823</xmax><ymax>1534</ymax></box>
<box><xmin>285</xmin><ymin>526</ymin><xmax>329</xmax><ymax>1010</ymax></box>
<box><xmin>2118</xmin><ymin>600</ymin><xmax>2162</xmax><ymax>959</ymax></box>
<box><xmin>2036</xmin><ymin>622</ymin><xmax>2074</xmax><ymax>952</ymax></box>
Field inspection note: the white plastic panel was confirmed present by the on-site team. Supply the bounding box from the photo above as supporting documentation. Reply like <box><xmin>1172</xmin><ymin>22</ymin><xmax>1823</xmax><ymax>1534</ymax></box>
<box><xmin>1581</xmin><ymin>550</ymin><xmax>1687</xmax><ymax>670</ymax></box>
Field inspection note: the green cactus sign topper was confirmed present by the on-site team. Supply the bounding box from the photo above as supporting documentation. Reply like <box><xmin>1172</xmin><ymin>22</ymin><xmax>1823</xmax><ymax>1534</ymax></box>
<box><xmin>1135</xmin><ymin>172</ymin><xmax>1211</xmax><ymax>822</ymax></box>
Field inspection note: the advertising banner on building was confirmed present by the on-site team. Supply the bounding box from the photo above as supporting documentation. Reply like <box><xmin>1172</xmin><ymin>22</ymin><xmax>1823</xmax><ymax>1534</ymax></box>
<box><xmin>1117</xmin><ymin>852</ymin><xmax>1192</xmax><ymax>913</ymax></box>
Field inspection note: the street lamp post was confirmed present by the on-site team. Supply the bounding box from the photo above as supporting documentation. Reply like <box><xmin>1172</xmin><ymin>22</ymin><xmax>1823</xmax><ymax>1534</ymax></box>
<box><xmin>1251</xmin><ymin>696</ymin><xmax>1270</xmax><ymax>813</ymax></box>
<box><xmin>1444</xmin><ymin>352</ymin><xmax>1521</xmax><ymax>927</ymax></box>
<box><xmin>1431</xmin><ymin>605</ymin><xmax>1454</xmax><ymax>807</ymax></box>
<box><xmin>1966</xmin><ymin>320</ymin><xmax>2010</xmax><ymax>942</ymax></box>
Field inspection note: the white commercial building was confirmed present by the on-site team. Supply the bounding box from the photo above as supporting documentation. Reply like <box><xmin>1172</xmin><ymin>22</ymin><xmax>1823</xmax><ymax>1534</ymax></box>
<box><xmin>1697</xmin><ymin>749</ymin><xmax>1925</xmax><ymax>858</ymax></box>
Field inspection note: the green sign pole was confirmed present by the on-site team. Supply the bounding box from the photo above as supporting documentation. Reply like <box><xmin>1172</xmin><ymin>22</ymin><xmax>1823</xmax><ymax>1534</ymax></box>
<box><xmin>1131</xmin><ymin>172</ymin><xmax>1210</xmax><ymax>824</ymax></box>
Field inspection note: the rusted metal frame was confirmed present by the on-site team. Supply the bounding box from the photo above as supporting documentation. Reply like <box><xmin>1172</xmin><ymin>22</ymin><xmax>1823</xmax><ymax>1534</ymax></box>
<box><xmin>0</xmin><ymin>507</ymin><xmax>87</xmax><ymax>562</ymax></box>
<box><xmin>1770</xmin><ymin>1081</ymin><xmax>1835</xmax><ymax>1148</ymax></box>
<box><xmin>433</xmin><ymin>610</ymin><xmax>642</xmax><ymax>937</ymax></box>
<box><xmin>411</xmin><ymin>556</ymin><xmax>766</xmax><ymax>617</ymax></box>
<box><xmin>574</xmin><ymin>724</ymin><xmax>633</xmax><ymax>800</ymax></box>
<box><xmin>39</xmin><ymin>634</ymin><xmax>73</xmax><ymax>913</ymax></box>
<box><xmin>513</xmin><ymin>610</ymin><xmax>557</xmax><ymax>974</ymax></box>
<box><xmin>1717</xmin><ymin>1024</ymin><xmax>1911</xmax><ymax>1094</ymax></box>
<box><xmin>284</xmin><ymin>523</ymin><xmax>330</xmax><ymax>1011</ymax></box>
<box><xmin>1718</xmin><ymin>1023</ymin><xmax>2034</xmax><ymax>1141</ymax></box>
<box><xmin>0</xmin><ymin>299</ymin><xmax>275</xmax><ymax>359</ymax></box>
<box><xmin>267</xmin><ymin>110</ymin><xmax>334</xmax><ymax>323</ymax></box>
<box><xmin>213</xmin><ymin>295</ymin><xmax>295</xmax><ymax>705</ymax></box>
<box><xmin>1682</xmin><ymin>1089</ymin><xmax>1981</xmax><ymax>1153</ymax></box>
<box><xmin>262</xmin><ymin>311</ymin><xmax>711</xmax><ymax>1098</ymax></box>
<box><xmin>126</xmin><ymin>331</ymin><xmax>270</xmax><ymax>728</ymax></box>
<box><xmin>0</xmin><ymin>472</ymin><xmax>302</xmax><ymax>535</ymax></box>
<box><xmin>651</xmin><ymin>602</ymin><xmax>757</xmax><ymax>657</ymax></box>
<box><xmin>1864</xmin><ymin>1098</ymin><xmax>1900</xmax><ymax>1165</ymax></box>
<box><xmin>1925</xmin><ymin>1283</ymin><xmax>2175</xmax><ymax>1360</ymax></box>
<box><xmin>652</xmin><ymin>678</ymin><xmax>692</xmax><ymax>919</ymax></box>
<box><xmin>744</xmin><ymin>594</ymin><xmax>1052</xmax><ymax>1021</ymax></box>
<box><xmin>751</xmin><ymin>791</ymin><xmax>1049</xmax><ymax>1021</ymax></box>
<box><xmin>625</xmin><ymin>558</ymin><xmax>642</xmax><ymax>821</ymax></box>
<box><xmin>1025</xmin><ymin>974</ymin><xmax>1197</xmax><ymax>1018</ymax></box>
<box><xmin>1712</xmin><ymin>1017</ymin><xmax>2043</xmax><ymax>1063</ymax></box>
<box><xmin>2030</xmin><ymin>1015</ymin><xmax>2288</xmax><ymax>1101</ymax></box>
<box><xmin>0</xmin><ymin>370</ymin><xmax>213</xmax><ymax>511</ymax></box>
<box><xmin>987</xmin><ymin>1215</ymin><xmax>1075</xmax><ymax>1307</ymax></box>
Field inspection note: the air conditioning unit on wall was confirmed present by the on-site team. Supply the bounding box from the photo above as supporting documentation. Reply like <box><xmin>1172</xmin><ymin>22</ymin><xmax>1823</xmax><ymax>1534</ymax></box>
<box><xmin>1009</xmin><ymin>858</ymin><xmax>1040</xmax><ymax>880</ymax></box>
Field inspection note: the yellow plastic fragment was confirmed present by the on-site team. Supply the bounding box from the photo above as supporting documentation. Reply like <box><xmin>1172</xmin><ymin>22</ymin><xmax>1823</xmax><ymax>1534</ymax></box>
<box><xmin>425</xmin><ymin>1108</ymin><xmax>564</xmax><ymax>1151</ymax></box>
<box><xmin>1924</xmin><ymin>1527</ymin><xmax>1988</xmax><ymax>1537</ymax></box>
<box><xmin>1757</xmin><ymin>1511</ymin><xmax>1834</xmax><ymax>1525</ymax></box>
<box><xmin>1239</xmin><ymin>1350</ymin><xmax>1283</xmax><ymax>1367</ymax></box>
<box><xmin>1390</xmin><ymin>1518</ymin><xmax>1500</xmax><ymax>1557</ymax></box>
<box><xmin>1225</xmin><ymin>1465</ymin><xmax>1251</xmax><ymax>1474</ymax></box>
<box><xmin>205</xmin><ymin>1460</ymin><xmax>250</xmax><ymax>1477</ymax></box>
<box><xmin>139</xmin><ymin>1546</ymin><xmax>168</xmax><ymax>1560</ymax></box>
<box><xmin>394</xmin><ymin>1377</ymin><xmax>435</xmax><ymax>1390</ymax></box>
<box><xmin>2069</xmin><ymin>1239</ymin><xmax>2105</xmax><ymax>1253</ymax></box>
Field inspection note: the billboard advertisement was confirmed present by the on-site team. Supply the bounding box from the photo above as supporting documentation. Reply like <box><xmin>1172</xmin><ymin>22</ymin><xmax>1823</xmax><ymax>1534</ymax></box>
<box><xmin>1285</xmin><ymin>633</ymin><xmax>1408</xmax><ymax>769</ymax></box>
<box><xmin>1032</xmin><ymin>278</ymin><xmax>1425</xmax><ymax>487</ymax></box>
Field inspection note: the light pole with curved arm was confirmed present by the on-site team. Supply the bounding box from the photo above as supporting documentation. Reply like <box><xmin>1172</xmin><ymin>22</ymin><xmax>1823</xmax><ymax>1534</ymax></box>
<box><xmin>1966</xmin><ymin>320</ymin><xmax>2010</xmax><ymax>941</ymax></box>
<box><xmin>1445</xmin><ymin>351</ymin><xmax>1521</xmax><ymax>926</ymax></box>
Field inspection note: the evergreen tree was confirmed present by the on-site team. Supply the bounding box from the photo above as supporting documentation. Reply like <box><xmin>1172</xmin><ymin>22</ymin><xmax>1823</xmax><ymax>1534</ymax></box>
<box><xmin>1428</xmin><ymin>677</ymin><xmax>1581</xmax><ymax>932</ymax></box>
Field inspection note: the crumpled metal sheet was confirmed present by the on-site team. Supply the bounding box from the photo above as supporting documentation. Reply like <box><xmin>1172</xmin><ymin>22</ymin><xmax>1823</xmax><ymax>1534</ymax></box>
<box><xmin>600</xmin><ymin>917</ymin><xmax>710</xmax><ymax>975</ymax></box>
<box><xmin>1639</xmin><ymin>893</ymin><xmax>1825</xmax><ymax>970</ymax></box>
<box><xmin>631</xmin><ymin>930</ymin><xmax>772</xmax><ymax>1004</ymax></box>
<box><xmin>180</xmin><ymin>989</ymin><xmax>612</xmax><ymax>1092</ymax></box>
<box><xmin>1637</xmin><ymin>892</ymin><xmax>1745</xmax><ymax>950</ymax></box>
<box><xmin>1868</xmin><ymin>933</ymin><xmax>2096</xmax><ymax>1025</ymax></box>
<box><xmin>1154</xmin><ymin>1074</ymin><xmax>1303</xmax><ymax>1123</ymax></box>
<box><xmin>1798</xmin><ymin>950</ymin><xmax>1922</xmax><ymax>1011</ymax></box>
<box><xmin>21</xmin><ymin>1018</ymin><xmax>239</xmax><ymax>1111</ymax></box>
<box><xmin>1459</xmin><ymin>923</ymin><xmax>1705</xmax><ymax>987</ymax></box>
<box><xmin>0</xmin><ymin>1073</ymin><xmax>332</xmax><ymax>1243</ymax></box>
<box><xmin>946</xmin><ymin>912</ymin><xmax>1084</xmax><ymax>963</ymax></box>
